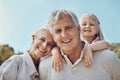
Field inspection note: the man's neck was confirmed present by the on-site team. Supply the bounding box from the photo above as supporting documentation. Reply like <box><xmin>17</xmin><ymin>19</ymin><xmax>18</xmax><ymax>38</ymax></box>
<box><xmin>66</xmin><ymin>41</ymin><xmax>84</xmax><ymax>64</ymax></box>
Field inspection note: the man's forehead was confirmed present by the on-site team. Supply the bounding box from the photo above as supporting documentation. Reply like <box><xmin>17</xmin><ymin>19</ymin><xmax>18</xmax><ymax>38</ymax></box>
<box><xmin>54</xmin><ymin>17</ymin><xmax>74</xmax><ymax>26</ymax></box>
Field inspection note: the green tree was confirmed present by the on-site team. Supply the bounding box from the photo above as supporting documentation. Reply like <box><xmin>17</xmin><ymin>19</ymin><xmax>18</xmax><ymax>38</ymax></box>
<box><xmin>109</xmin><ymin>43</ymin><xmax>120</xmax><ymax>59</ymax></box>
<box><xmin>16</xmin><ymin>51</ymin><xmax>23</xmax><ymax>55</ymax></box>
<box><xmin>0</xmin><ymin>44</ymin><xmax>14</xmax><ymax>65</ymax></box>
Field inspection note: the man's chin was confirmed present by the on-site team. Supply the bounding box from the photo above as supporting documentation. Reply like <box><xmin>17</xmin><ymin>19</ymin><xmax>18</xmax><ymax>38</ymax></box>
<box><xmin>62</xmin><ymin>47</ymin><xmax>72</xmax><ymax>52</ymax></box>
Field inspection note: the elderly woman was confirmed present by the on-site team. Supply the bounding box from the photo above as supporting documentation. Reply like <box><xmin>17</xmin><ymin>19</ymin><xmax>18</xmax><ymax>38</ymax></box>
<box><xmin>0</xmin><ymin>28</ymin><xmax>55</xmax><ymax>80</ymax></box>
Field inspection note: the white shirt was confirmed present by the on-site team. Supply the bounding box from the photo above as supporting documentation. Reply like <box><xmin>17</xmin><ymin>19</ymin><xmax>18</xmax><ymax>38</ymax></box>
<box><xmin>0</xmin><ymin>52</ymin><xmax>40</xmax><ymax>80</ymax></box>
<box><xmin>39</xmin><ymin>43</ymin><xmax>120</xmax><ymax>80</ymax></box>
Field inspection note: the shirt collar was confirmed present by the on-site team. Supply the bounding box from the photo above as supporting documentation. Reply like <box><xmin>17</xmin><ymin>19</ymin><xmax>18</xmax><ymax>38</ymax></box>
<box><xmin>22</xmin><ymin>52</ymin><xmax>39</xmax><ymax>76</ymax></box>
<box><xmin>60</xmin><ymin>41</ymin><xmax>88</xmax><ymax>66</ymax></box>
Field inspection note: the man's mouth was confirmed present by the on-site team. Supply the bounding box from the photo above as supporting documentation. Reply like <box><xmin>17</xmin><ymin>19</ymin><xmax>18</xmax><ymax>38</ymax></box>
<box><xmin>62</xmin><ymin>39</ymin><xmax>72</xmax><ymax>43</ymax></box>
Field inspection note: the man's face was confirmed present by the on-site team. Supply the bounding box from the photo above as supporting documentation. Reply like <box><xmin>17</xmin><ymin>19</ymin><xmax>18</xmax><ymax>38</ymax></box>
<box><xmin>52</xmin><ymin>15</ymin><xmax>80</xmax><ymax>54</ymax></box>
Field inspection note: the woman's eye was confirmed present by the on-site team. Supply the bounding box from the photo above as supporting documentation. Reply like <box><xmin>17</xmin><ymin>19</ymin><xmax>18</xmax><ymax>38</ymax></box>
<box><xmin>40</xmin><ymin>38</ymin><xmax>45</xmax><ymax>42</ymax></box>
<box><xmin>47</xmin><ymin>43</ymin><xmax>53</xmax><ymax>48</ymax></box>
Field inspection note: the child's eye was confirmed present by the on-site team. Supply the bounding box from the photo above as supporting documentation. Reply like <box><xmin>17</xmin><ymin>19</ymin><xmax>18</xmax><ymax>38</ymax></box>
<box><xmin>90</xmin><ymin>23</ymin><xmax>95</xmax><ymax>26</ymax></box>
<box><xmin>82</xmin><ymin>23</ymin><xmax>86</xmax><ymax>26</ymax></box>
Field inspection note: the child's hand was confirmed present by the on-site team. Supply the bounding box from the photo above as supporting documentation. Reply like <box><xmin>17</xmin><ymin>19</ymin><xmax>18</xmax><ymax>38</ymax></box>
<box><xmin>84</xmin><ymin>45</ymin><xmax>93</xmax><ymax>68</ymax></box>
<box><xmin>51</xmin><ymin>47</ymin><xmax>66</xmax><ymax>72</ymax></box>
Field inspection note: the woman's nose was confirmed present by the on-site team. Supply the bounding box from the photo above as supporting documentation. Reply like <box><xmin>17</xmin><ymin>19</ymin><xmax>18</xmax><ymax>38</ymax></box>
<box><xmin>42</xmin><ymin>42</ymin><xmax>47</xmax><ymax>49</ymax></box>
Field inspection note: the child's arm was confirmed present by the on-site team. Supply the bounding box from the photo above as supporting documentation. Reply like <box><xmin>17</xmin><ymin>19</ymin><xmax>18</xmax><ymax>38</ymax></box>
<box><xmin>90</xmin><ymin>40</ymin><xmax>110</xmax><ymax>52</ymax></box>
<box><xmin>83</xmin><ymin>38</ymin><xmax>109</xmax><ymax>68</ymax></box>
<box><xmin>51</xmin><ymin>46</ymin><xmax>66</xmax><ymax>72</ymax></box>
<box><xmin>84</xmin><ymin>44</ymin><xmax>93</xmax><ymax>68</ymax></box>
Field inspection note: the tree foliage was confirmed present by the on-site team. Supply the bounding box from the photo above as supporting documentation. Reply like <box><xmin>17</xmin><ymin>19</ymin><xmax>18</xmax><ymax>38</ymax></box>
<box><xmin>0</xmin><ymin>44</ymin><xmax>14</xmax><ymax>65</ymax></box>
<box><xmin>109</xmin><ymin>43</ymin><xmax>120</xmax><ymax>59</ymax></box>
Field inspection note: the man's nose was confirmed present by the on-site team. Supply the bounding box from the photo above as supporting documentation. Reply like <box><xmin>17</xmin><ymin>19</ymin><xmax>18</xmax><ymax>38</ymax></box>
<box><xmin>61</xmin><ymin>31</ymin><xmax>67</xmax><ymax>37</ymax></box>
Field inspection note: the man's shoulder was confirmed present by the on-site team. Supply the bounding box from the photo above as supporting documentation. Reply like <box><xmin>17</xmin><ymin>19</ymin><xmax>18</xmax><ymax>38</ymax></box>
<box><xmin>94</xmin><ymin>49</ymin><xmax>117</xmax><ymax>62</ymax></box>
<box><xmin>96</xmin><ymin>49</ymin><xmax>115</xmax><ymax>57</ymax></box>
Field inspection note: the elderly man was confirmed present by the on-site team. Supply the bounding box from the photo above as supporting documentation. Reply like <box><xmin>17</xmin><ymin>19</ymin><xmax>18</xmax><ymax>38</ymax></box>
<box><xmin>39</xmin><ymin>10</ymin><xmax>120</xmax><ymax>80</ymax></box>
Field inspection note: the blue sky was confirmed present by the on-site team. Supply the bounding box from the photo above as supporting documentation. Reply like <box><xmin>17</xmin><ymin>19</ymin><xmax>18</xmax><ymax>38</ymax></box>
<box><xmin>0</xmin><ymin>0</ymin><xmax>120</xmax><ymax>53</ymax></box>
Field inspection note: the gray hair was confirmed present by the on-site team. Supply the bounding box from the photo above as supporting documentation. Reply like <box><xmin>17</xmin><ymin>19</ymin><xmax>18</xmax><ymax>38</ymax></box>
<box><xmin>32</xmin><ymin>27</ymin><xmax>48</xmax><ymax>37</ymax></box>
<box><xmin>47</xmin><ymin>10</ymin><xmax>79</xmax><ymax>33</ymax></box>
<box><xmin>79</xmin><ymin>13</ymin><xmax>104</xmax><ymax>40</ymax></box>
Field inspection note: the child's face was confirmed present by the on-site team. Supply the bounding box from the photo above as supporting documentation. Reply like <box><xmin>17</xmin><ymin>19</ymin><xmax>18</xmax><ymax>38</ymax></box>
<box><xmin>80</xmin><ymin>15</ymin><xmax>99</xmax><ymax>39</ymax></box>
<box><xmin>32</xmin><ymin>30</ymin><xmax>54</xmax><ymax>58</ymax></box>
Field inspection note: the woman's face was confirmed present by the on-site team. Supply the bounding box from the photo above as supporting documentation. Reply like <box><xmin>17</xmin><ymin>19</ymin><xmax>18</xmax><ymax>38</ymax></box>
<box><xmin>31</xmin><ymin>30</ymin><xmax>54</xmax><ymax>58</ymax></box>
<box><xmin>80</xmin><ymin>15</ymin><xmax>99</xmax><ymax>39</ymax></box>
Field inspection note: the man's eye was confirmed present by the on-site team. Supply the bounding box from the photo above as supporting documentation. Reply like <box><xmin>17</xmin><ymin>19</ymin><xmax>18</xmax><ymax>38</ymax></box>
<box><xmin>66</xmin><ymin>26</ymin><xmax>73</xmax><ymax>30</ymax></box>
<box><xmin>55</xmin><ymin>29</ymin><xmax>61</xmax><ymax>34</ymax></box>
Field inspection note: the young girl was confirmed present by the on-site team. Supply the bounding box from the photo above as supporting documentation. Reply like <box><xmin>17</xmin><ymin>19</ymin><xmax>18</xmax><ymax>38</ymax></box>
<box><xmin>0</xmin><ymin>28</ymin><xmax>55</xmax><ymax>80</ymax></box>
<box><xmin>79</xmin><ymin>14</ymin><xmax>110</xmax><ymax>67</ymax></box>
<box><xmin>51</xmin><ymin>14</ymin><xmax>110</xmax><ymax>72</ymax></box>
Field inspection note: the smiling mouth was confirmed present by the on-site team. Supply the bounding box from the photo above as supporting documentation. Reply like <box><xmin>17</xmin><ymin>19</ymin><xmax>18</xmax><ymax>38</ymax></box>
<box><xmin>62</xmin><ymin>39</ymin><xmax>72</xmax><ymax>43</ymax></box>
<box><xmin>38</xmin><ymin>47</ymin><xmax>46</xmax><ymax>54</ymax></box>
<box><xmin>84</xmin><ymin>29</ymin><xmax>91</xmax><ymax>32</ymax></box>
